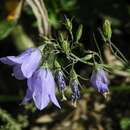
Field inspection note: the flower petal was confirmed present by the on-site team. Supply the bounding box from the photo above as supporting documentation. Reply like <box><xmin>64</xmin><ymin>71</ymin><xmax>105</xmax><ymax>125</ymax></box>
<box><xmin>96</xmin><ymin>80</ymin><xmax>108</xmax><ymax>93</ymax></box>
<box><xmin>99</xmin><ymin>69</ymin><xmax>109</xmax><ymax>84</ymax></box>
<box><xmin>21</xmin><ymin>88</ymin><xmax>33</xmax><ymax>104</ymax></box>
<box><xmin>45</xmin><ymin>69</ymin><xmax>60</xmax><ymax>108</ymax></box>
<box><xmin>21</xmin><ymin>49</ymin><xmax>42</xmax><ymax>78</ymax></box>
<box><xmin>13</xmin><ymin>65</ymin><xmax>25</xmax><ymax>80</ymax></box>
<box><xmin>90</xmin><ymin>69</ymin><xmax>109</xmax><ymax>94</ymax></box>
<box><xmin>0</xmin><ymin>56</ymin><xmax>22</xmax><ymax>65</ymax></box>
<box><xmin>28</xmin><ymin>70</ymin><xmax>50</xmax><ymax>110</ymax></box>
<box><xmin>49</xmin><ymin>94</ymin><xmax>61</xmax><ymax>108</ymax></box>
<box><xmin>90</xmin><ymin>70</ymin><xmax>97</xmax><ymax>88</ymax></box>
<box><xmin>0</xmin><ymin>48</ymin><xmax>36</xmax><ymax>66</ymax></box>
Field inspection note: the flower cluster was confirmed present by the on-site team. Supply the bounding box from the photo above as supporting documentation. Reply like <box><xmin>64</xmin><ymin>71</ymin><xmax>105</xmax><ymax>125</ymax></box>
<box><xmin>0</xmin><ymin>19</ymin><xmax>113</xmax><ymax>110</ymax></box>
<box><xmin>0</xmin><ymin>46</ymin><xmax>110</xmax><ymax>110</ymax></box>
<box><xmin>0</xmin><ymin>48</ymin><xmax>60</xmax><ymax>110</ymax></box>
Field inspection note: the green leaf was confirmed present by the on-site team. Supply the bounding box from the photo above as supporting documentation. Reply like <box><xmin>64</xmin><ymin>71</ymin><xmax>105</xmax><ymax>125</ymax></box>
<box><xmin>76</xmin><ymin>24</ymin><xmax>83</xmax><ymax>42</ymax></box>
<box><xmin>0</xmin><ymin>20</ymin><xmax>16</xmax><ymax>40</ymax></box>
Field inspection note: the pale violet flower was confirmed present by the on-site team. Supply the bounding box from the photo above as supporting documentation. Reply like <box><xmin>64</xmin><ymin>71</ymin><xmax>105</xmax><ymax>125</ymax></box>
<box><xmin>22</xmin><ymin>68</ymin><xmax>60</xmax><ymax>110</ymax></box>
<box><xmin>90</xmin><ymin>68</ymin><xmax>109</xmax><ymax>94</ymax></box>
<box><xmin>0</xmin><ymin>48</ymin><xmax>42</xmax><ymax>80</ymax></box>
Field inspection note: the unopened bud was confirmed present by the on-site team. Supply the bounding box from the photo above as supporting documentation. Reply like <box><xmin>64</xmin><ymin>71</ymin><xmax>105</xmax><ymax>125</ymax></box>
<box><xmin>55</xmin><ymin>70</ymin><xmax>67</xmax><ymax>101</ymax></box>
<box><xmin>76</xmin><ymin>24</ymin><xmax>83</xmax><ymax>42</ymax></box>
<box><xmin>70</xmin><ymin>79</ymin><xmax>80</xmax><ymax>107</ymax></box>
<box><xmin>65</xmin><ymin>18</ymin><xmax>72</xmax><ymax>31</ymax></box>
<box><xmin>70</xmin><ymin>68</ymin><xmax>77</xmax><ymax>80</ymax></box>
<box><xmin>81</xmin><ymin>54</ymin><xmax>93</xmax><ymax>61</ymax></box>
<box><xmin>62</xmin><ymin>40</ymin><xmax>70</xmax><ymax>54</ymax></box>
<box><xmin>54</xmin><ymin>60</ymin><xmax>61</xmax><ymax>70</ymax></box>
<box><xmin>103</xmin><ymin>19</ymin><xmax>112</xmax><ymax>41</ymax></box>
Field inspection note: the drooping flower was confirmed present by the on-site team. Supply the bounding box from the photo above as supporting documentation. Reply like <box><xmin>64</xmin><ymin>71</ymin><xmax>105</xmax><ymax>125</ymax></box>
<box><xmin>56</xmin><ymin>71</ymin><xmax>66</xmax><ymax>92</ymax></box>
<box><xmin>54</xmin><ymin>60</ymin><xmax>67</xmax><ymax>100</ymax></box>
<box><xmin>70</xmin><ymin>68</ymin><xmax>80</xmax><ymax>107</ymax></box>
<box><xmin>55</xmin><ymin>70</ymin><xmax>67</xmax><ymax>100</ymax></box>
<box><xmin>70</xmin><ymin>79</ymin><xmax>80</xmax><ymax>106</ymax></box>
<box><xmin>0</xmin><ymin>48</ymin><xmax>42</xmax><ymax>80</ymax></box>
<box><xmin>90</xmin><ymin>68</ymin><xmax>109</xmax><ymax>94</ymax></box>
<box><xmin>22</xmin><ymin>68</ymin><xmax>60</xmax><ymax>110</ymax></box>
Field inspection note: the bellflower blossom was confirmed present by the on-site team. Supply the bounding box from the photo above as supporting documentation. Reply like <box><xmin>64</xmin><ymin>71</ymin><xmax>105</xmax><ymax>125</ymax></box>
<box><xmin>0</xmin><ymin>48</ymin><xmax>42</xmax><ymax>79</ymax></box>
<box><xmin>22</xmin><ymin>68</ymin><xmax>60</xmax><ymax>110</ymax></box>
<box><xmin>90</xmin><ymin>68</ymin><xmax>109</xmax><ymax>94</ymax></box>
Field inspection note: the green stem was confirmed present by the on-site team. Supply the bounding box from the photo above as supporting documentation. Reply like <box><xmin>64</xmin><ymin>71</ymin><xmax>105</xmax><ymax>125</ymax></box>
<box><xmin>70</xmin><ymin>53</ymin><xmax>94</xmax><ymax>66</ymax></box>
<box><xmin>93</xmin><ymin>33</ymin><xmax>103</xmax><ymax>63</ymax></box>
<box><xmin>108</xmin><ymin>39</ymin><xmax>128</xmax><ymax>64</ymax></box>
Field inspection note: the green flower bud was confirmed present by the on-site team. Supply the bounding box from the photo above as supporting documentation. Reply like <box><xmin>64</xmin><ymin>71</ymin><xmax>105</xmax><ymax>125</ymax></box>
<box><xmin>81</xmin><ymin>54</ymin><xmax>93</xmax><ymax>61</ymax></box>
<box><xmin>59</xmin><ymin>33</ymin><xmax>64</xmax><ymax>43</ymax></box>
<box><xmin>65</xmin><ymin>18</ymin><xmax>72</xmax><ymax>31</ymax></box>
<box><xmin>103</xmin><ymin>19</ymin><xmax>112</xmax><ymax>40</ymax></box>
<box><xmin>62</xmin><ymin>40</ymin><xmax>70</xmax><ymax>54</ymax></box>
<box><xmin>54</xmin><ymin>60</ymin><xmax>61</xmax><ymax>70</ymax></box>
<box><xmin>76</xmin><ymin>24</ymin><xmax>83</xmax><ymax>42</ymax></box>
<box><xmin>70</xmin><ymin>68</ymin><xmax>77</xmax><ymax>80</ymax></box>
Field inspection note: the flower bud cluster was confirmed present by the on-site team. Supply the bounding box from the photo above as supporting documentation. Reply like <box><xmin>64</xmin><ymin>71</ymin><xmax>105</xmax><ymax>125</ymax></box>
<box><xmin>0</xmin><ymin>18</ymin><xmax>113</xmax><ymax>110</ymax></box>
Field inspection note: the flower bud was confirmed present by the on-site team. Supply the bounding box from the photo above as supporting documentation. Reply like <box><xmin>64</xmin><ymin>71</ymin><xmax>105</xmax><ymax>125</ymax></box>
<box><xmin>55</xmin><ymin>61</ymin><xmax>67</xmax><ymax>101</ymax></box>
<box><xmin>65</xmin><ymin>18</ymin><xmax>72</xmax><ymax>31</ymax></box>
<box><xmin>76</xmin><ymin>24</ymin><xmax>83</xmax><ymax>42</ymax></box>
<box><xmin>62</xmin><ymin>40</ymin><xmax>70</xmax><ymax>54</ymax></box>
<box><xmin>103</xmin><ymin>19</ymin><xmax>112</xmax><ymax>41</ymax></box>
<box><xmin>70</xmin><ymin>68</ymin><xmax>77</xmax><ymax>80</ymax></box>
<box><xmin>54</xmin><ymin>60</ymin><xmax>61</xmax><ymax>70</ymax></box>
<box><xmin>70</xmin><ymin>79</ymin><xmax>80</xmax><ymax>107</ymax></box>
<box><xmin>90</xmin><ymin>68</ymin><xmax>109</xmax><ymax>98</ymax></box>
<box><xmin>81</xmin><ymin>54</ymin><xmax>93</xmax><ymax>61</ymax></box>
<box><xmin>70</xmin><ymin>68</ymin><xmax>80</xmax><ymax>107</ymax></box>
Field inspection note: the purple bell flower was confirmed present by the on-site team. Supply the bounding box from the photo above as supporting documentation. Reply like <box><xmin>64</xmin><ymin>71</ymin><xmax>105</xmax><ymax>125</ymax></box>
<box><xmin>0</xmin><ymin>48</ymin><xmax>42</xmax><ymax>80</ymax></box>
<box><xmin>22</xmin><ymin>68</ymin><xmax>60</xmax><ymax>110</ymax></box>
<box><xmin>90</xmin><ymin>68</ymin><xmax>109</xmax><ymax>94</ymax></box>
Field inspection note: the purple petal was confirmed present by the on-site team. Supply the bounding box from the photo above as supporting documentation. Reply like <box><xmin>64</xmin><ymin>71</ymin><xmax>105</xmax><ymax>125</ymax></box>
<box><xmin>13</xmin><ymin>65</ymin><xmax>25</xmax><ymax>80</ymax></box>
<box><xmin>0</xmin><ymin>56</ymin><xmax>22</xmax><ymax>66</ymax></box>
<box><xmin>28</xmin><ymin>70</ymin><xmax>50</xmax><ymax>110</ymax></box>
<box><xmin>21</xmin><ymin>88</ymin><xmax>33</xmax><ymax>104</ymax></box>
<box><xmin>90</xmin><ymin>69</ymin><xmax>109</xmax><ymax>94</ymax></box>
<box><xmin>0</xmin><ymin>48</ymin><xmax>36</xmax><ymax>66</ymax></box>
<box><xmin>45</xmin><ymin>69</ymin><xmax>60</xmax><ymax>108</ymax></box>
<box><xmin>99</xmin><ymin>69</ymin><xmax>109</xmax><ymax>84</ymax></box>
<box><xmin>90</xmin><ymin>70</ymin><xmax>97</xmax><ymax>88</ymax></box>
<box><xmin>95</xmin><ymin>80</ymin><xmax>108</xmax><ymax>93</ymax></box>
<box><xmin>21</xmin><ymin>49</ymin><xmax>42</xmax><ymax>78</ymax></box>
<box><xmin>49</xmin><ymin>94</ymin><xmax>61</xmax><ymax>108</ymax></box>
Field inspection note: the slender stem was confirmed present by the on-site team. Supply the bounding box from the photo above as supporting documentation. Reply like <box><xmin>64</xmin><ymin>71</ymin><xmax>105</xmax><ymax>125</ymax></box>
<box><xmin>93</xmin><ymin>33</ymin><xmax>103</xmax><ymax>63</ymax></box>
<box><xmin>77</xmin><ymin>74</ymin><xmax>89</xmax><ymax>81</ymax></box>
<box><xmin>70</xmin><ymin>53</ymin><xmax>94</xmax><ymax>66</ymax></box>
<box><xmin>108</xmin><ymin>39</ymin><xmax>128</xmax><ymax>64</ymax></box>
